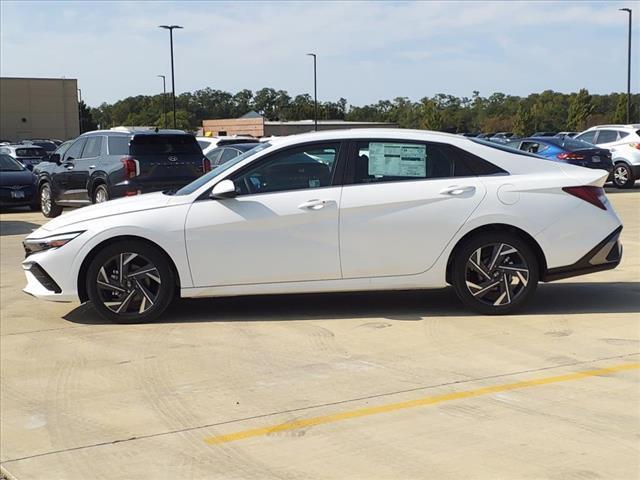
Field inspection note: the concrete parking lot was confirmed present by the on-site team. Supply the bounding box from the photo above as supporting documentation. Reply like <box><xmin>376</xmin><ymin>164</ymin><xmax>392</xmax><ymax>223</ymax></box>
<box><xmin>1</xmin><ymin>188</ymin><xmax>639</xmax><ymax>480</ymax></box>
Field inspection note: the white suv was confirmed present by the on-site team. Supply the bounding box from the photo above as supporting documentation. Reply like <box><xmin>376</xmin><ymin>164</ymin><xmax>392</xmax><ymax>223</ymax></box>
<box><xmin>575</xmin><ymin>124</ymin><xmax>640</xmax><ymax>188</ymax></box>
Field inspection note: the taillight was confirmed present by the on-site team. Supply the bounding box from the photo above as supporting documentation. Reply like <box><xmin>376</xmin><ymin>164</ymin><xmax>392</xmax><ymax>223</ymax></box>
<box><xmin>562</xmin><ymin>186</ymin><xmax>607</xmax><ymax>210</ymax></box>
<box><xmin>629</xmin><ymin>143</ymin><xmax>640</xmax><ymax>150</ymax></box>
<box><xmin>120</xmin><ymin>156</ymin><xmax>139</xmax><ymax>179</ymax></box>
<box><xmin>557</xmin><ymin>152</ymin><xmax>586</xmax><ymax>160</ymax></box>
<box><xmin>202</xmin><ymin>157</ymin><xmax>211</xmax><ymax>173</ymax></box>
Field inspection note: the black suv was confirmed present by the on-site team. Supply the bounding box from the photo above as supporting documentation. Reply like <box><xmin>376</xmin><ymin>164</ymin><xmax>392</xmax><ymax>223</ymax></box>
<box><xmin>35</xmin><ymin>129</ymin><xmax>207</xmax><ymax>217</ymax></box>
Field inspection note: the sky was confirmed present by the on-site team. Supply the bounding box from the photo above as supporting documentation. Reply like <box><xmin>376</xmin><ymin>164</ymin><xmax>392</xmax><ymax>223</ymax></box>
<box><xmin>1</xmin><ymin>1</ymin><xmax>638</xmax><ymax>108</ymax></box>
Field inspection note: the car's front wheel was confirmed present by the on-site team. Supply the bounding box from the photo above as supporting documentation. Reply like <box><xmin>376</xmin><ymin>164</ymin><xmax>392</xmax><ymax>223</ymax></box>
<box><xmin>451</xmin><ymin>232</ymin><xmax>539</xmax><ymax>315</ymax></box>
<box><xmin>86</xmin><ymin>240</ymin><xmax>175</xmax><ymax>323</ymax></box>
<box><xmin>40</xmin><ymin>182</ymin><xmax>62</xmax><ymax>218</ymax></box>
<box><xmin>612</xmin><ymin>163</ymin><xmax>635</xmax><ymax>189</ymax></box>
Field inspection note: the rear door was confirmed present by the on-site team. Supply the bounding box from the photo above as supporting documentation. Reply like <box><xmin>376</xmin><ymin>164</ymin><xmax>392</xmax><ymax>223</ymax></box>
<box><xmin>339</xmin><ymin>140</ymin><xmax>487</xmax><ymax>278</ymax></box>
<box><xmin>129</xmin><ymin>134</ymin><xmax>205</xmax><ymax>192</ymax></box>
<box><xmin>64</xmin><ymin>135</ymin><xmax>103</xmax><ymax>202</ymax></box>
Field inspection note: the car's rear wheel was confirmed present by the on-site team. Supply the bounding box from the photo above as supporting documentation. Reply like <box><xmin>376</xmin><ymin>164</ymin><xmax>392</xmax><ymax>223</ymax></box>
<box><xmin>613</xmin><ymin>163</ymin><xmax>635</xmax><ymax>189</ymax></box>
<box><xmin>451</xmin><ymin>232</ymin><xmax>539</xmax><ymax>315</ymax></box>
<box><xmin>86</xmin><ymin>240</ymin><xmax>175</xmax><ymax>323</ymax></box>
<box><xmin>40</xmin><ymin>182</ymin><xmax>62</xmax><ymax>218</ymax></box>
<box><xmin>93</xmin><ymin>184</ymin><xmax>109</xmax><ymax>204</ymax></box>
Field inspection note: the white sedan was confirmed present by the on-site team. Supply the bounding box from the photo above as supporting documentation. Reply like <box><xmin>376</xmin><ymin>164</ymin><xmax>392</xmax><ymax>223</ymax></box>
<box><xmin>22</xmin><ymin>129</ymin><xmax>623</xmax><ymax>323</ymax></box>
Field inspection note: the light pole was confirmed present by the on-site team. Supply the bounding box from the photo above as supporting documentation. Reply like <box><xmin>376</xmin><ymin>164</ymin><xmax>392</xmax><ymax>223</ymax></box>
<box><xmin>619</xmin><ymin>8</ymin><xmax>632</xmax><ymax>123</ymax></box>
<box><xmin>77</xmin><ymin>88</ymin><xmax>83</xmax><ymax>134</ymax></box>
<box><xmin>157</xmin><ymin>74</ymin><xmax>167</xmax><ymax>128</ymax></box>
<box><xmin>159</xmin><ymin>25</ymin><xmax>183</xmax><ymax>128</ymax></box>
<box><xmin>306</xmin><ymin>53</ymin><xmax>318</xmax><ymax>131</ymax></box>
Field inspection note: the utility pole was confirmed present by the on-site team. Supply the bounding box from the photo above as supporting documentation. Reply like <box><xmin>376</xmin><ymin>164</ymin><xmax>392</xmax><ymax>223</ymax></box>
<box><xmin>306</xmin><ymin>53</ymin><xmax>318</xmax><ymax>131</ymax></box>
<box><xmin>159</xmin><ymin>25</ymin><xmax>183</xmax><ymax>128</ymax></box>
<box><xmin>77</xmin><ymin>88</ymin><xmax>83</xmax><ymax>134</ymax></box>
<box><xmin>619</xmin><ymin>8</ymin><xmax>632</xmax><ymax>123</ymax></box>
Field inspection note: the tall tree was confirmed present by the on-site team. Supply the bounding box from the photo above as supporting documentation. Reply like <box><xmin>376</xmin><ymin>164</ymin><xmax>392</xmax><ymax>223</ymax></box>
<box><xmin>566</xmin><ymin>88</ymin><xmax>593</xmax><ymax>131</ymax></box>
<box><xmin>512</xmin><ymin>105</ymin><xmax>533</xmax><ymax>136</ymax></box>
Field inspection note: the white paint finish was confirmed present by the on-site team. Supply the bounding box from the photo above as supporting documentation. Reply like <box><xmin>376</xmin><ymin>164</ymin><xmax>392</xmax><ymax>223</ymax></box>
<box><xmin>339</xmin><ymin>178</ymin><xmax>486</xmax><ymax>278</ymax></box>
<box><xmin>20</xmin><ymin>128</ymin><xmax>624</xmax><ymax>306</ymax></box>
<box><xmin>185</xmin><ymin>187</ymin><xmax>342</xmax><ymax>286</ymax></box>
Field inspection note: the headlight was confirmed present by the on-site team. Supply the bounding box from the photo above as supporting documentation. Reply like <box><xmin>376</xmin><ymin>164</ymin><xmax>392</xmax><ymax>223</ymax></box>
<box><xmin>23</xmin><ymin>231</ymin><xmax>84</xmax><ymax>257</ymax></box>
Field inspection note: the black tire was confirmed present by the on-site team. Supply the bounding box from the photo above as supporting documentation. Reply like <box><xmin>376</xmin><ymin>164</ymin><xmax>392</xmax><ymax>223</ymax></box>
<box><xmin>451</xmin><ymin>232</ymin><xmax>539</xmax><ymax>315</ymax></box>
<box><xmin>612</xmin><ymin>163</ymin><xmax>635</xmax><ymax>189</ymax></box>
<box><xmin>86</xmin><ymin>240</ymin><xmax>175</xmax><ymax>323</ymax></box>
<box><xmin>40</xmin><ymin>182</ymin><xmax>62</xmax><ymax>218</ymax></box>
<box><xmin>92</xmin><ymin>184</ymin><xmax>109</xmax><ymax>204</ymax></box>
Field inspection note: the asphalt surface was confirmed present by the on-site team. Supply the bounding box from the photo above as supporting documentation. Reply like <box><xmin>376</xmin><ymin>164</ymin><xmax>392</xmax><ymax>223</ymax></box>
<box><xmin>1</xmin><ymin>187</ymin><xmax>639</xmax><ymax>480</ymax></box>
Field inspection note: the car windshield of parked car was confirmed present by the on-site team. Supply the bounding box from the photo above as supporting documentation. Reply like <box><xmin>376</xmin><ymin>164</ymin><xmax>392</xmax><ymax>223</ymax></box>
<box><xmin>130</xmin><ymin>135</ymin><xmax>202</xmax><ymax>155</ymax></box>
<box><xmin>15</xmin><ymin>148</ymin><xmax>46</xmax><ymax>157</ymax></box>
<box><xmin>470</xmin><ymin>138</ymin><xmax>544</xmax><ymax>159</ymax></box>
<box><xmin>173</xmin><ymin>142</ymin><xmax>271</xmax><ymax>196</ymax></box>
<box><xmin>0</xmin><ymin>154</ymin><xmax>25</xmax><ymax>171</ymax></box>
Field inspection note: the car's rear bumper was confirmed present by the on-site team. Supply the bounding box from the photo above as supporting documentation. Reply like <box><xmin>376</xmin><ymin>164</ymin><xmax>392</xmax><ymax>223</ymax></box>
<box><xmin>543</xmin><ymin>226</ymin><xmax>622</xmax><ymax>282</ymax></box>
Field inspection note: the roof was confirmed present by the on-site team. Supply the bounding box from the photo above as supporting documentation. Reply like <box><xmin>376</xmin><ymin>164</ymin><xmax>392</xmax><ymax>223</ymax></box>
<box><xmin>240</xmin><ymin>111</ymin><xmax>263</xmax><ymax>119</ymax></box>
<box><xmin>264</xmin><ymin>120</ymin><xmax>397</xmax><ymax>126</ymax></box>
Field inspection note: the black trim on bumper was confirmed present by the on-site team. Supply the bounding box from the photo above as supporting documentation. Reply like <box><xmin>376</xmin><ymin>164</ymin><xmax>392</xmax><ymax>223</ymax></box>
<box><xmin>543</xmin><ymin>226</ymin><xmax>623</xmax><ymax>282</ymax></box>
<box><xmin>25</xmin><ymin>263</ymin><xmax>62</xmax><ymax>293</ymax></box>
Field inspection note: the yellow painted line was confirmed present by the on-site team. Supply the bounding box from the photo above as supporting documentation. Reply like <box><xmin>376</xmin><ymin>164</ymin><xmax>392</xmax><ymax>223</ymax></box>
<box><xmin>204</xmin><ymin>362</ymin><xmax>639</xmax><ymax>445</ymax></box>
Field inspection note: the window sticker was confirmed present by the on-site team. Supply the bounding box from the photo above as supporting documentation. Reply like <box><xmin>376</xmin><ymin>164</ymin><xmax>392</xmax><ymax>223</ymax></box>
<box><xmin>368</xmin><ymin>143</ymin><xmax>426</xmax><ymax>177</ymax></box>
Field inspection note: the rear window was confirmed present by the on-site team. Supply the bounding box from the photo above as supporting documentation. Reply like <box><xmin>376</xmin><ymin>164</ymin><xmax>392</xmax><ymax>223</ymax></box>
<box><xmin>557</xmin><ymin>138</ymin><xmax>598</xmax><ymax>151</ymax></box>
<box><xmin>130</xmin><ymin>135</ymin><xmax>201</xmax><ymax>155</ymax></box>
<box><xmin>108</xmin><ymin>136</ymin><xmax>130</xmax><ymax>155</ymax></box>
<box><xmin>15</xmin><ymin>148</ymin><xmax>45</xmax><ymax>157</ymax></box>
<box><xmin>31</xmin><ymin>142</ymin><xmax>57</xmax><ymax>151</ymax></box>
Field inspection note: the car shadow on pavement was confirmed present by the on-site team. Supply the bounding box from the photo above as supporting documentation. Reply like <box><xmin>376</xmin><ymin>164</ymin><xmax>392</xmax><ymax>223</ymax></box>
<box><xmin>64</xmin><ymin>281</ymin><xmax>639</xmax><ymax>325</ymax></box>
<box><xmin>0</xmin><ymin>220</ymin><xmax>41</xmax><ymax>236</ymax></box>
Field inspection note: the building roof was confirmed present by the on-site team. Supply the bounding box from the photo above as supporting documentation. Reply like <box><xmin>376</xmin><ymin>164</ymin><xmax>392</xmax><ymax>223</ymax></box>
<box><xmin>240</xmin><ymin>111</ymin><xmax>263</xmax><ymax>119</ymax></box>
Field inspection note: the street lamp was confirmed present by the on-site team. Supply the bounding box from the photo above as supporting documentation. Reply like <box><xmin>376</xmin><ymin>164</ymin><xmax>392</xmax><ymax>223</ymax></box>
<box><xmin>306</xmin><ymin>53</ymin><xmax>318</xmax><ymax>131</ymax></box>
<box><xmin>158</xmin><ymin>25</ymin><xmax>183</xmax><ymax>128</ymax></box>
<box><xmin>619</xmin><ymin>8</ymin><xmax>632</xmax><ymax>123</ymax></box>
<box><xmin>157</xmin><ymin>74</ymin><xmax>167</xmax><ymax>129</ymax></box>
<box><xmin>77</xmin><ymin>88</ymin><xmax>83</xmax><ymax>134</ymax></box>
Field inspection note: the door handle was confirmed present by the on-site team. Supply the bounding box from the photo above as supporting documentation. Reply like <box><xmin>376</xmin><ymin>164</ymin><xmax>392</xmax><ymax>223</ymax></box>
<box><xmin>64</xmin><ymin>164</ymin><xmax>74</xmax><ymax>171</ymax></box>
<box><xmin>89</xmin><ymin>165</ymin><xmax>96</xmax><ymax>169</ymax></box>
<box><xmin>298</xmin><ymin>199</ymin><xmax>328</xmax><ymax>210</ymax></box>
<box><xmin>440</xmin><ymin>186</ymin><xmax>475</xmax><ymax>196</ymax></box>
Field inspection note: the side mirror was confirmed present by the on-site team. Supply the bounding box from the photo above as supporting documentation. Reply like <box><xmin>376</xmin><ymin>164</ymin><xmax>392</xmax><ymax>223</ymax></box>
<box><xmin>210</xmin><ymin>179</ymin><xmax>237</xmax><ymax>199</ymax></box>
<box><xmin>49</xmin><ymin>153</ymin><xmax>61</xmax><ymax>164</ymax></box>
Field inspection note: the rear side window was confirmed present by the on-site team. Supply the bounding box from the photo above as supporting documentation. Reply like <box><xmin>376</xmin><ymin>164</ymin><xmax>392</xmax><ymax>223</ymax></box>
<box><xmin>108</xmin><ymin>136</ymin><xmax>129</xmax><ymax>155</ymax></box>
<box><xmin>82</xmin><ymin>136</ymin><xmax>103</xmax><ymax>158</ymax></box>
<box><xmin>348</xmin><ymin>141</ymin><xmax>475</xmax><ymax>185</ymax></box>
<box><xmin>449</xmin><ymin>146</ymin><xmax>507</xmax><ymax>176</ymax></box>
<box><xmin>130</xmin><ymin>135</ymin><xmax>201</xmax><ymax>155</ymax></box>
<box><xmin>15</xmin><ymin>148</ymin><xmax>45</xmax><ymax>157</ymax></box>
<box><xmin>617</xmin><ymin>131</ymin><xmax>629</xmax><ymax>139</ymax></box>
<box><xmin>595</xmin><ymin>130</ymin><xmax>617</xmax><ymax>144</ymax></box>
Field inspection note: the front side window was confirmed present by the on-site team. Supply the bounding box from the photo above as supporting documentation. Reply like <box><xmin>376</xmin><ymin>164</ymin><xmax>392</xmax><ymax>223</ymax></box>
<box><xmin>349</xmin><ymin>141</ymin><xmax>471</xmax><ymax>185</ymax></box>
<box><xmin>595</xmin><ymin>130</ymin><xmax>617</xmax><ymax>144</ymax></box>
<box><xmin>575</xmin><ymin>131</ymin><xmax>596</xmax><ymax>144</ymax></box>
<box><xmin>64</xmin><ymin>138</ymin><xmax>86</xmax><ymax>160</ymax></box>
<box><xmin>232</xmin><ymin>143</ymin><xmax>339</xmax><ymax>195</ymax></box>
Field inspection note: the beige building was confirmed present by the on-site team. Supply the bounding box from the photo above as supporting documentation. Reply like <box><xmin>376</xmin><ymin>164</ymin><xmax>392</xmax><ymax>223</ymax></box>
<box><xmin>202</xmin><ymin>111</ymin><xmax>397</xmax><ymax>138</ymax></box>
<box><xmin>0</xmin><ymin>77</ymin><xmax>79</xmax><ymax>142</ymax></box>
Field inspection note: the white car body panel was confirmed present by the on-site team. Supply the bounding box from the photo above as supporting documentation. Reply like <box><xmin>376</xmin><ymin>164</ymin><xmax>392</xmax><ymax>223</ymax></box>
<box><xmin>21</xmin><ymin>129</ymin><xmax>623</xmax><ymax>306</ymax></box>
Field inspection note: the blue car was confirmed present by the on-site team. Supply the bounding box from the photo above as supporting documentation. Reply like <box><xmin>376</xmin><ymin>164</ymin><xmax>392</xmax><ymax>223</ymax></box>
<box><xmin>506</xmin><ymin>137</ymin><xmax>613</xmax><ymax>173</ymax></box>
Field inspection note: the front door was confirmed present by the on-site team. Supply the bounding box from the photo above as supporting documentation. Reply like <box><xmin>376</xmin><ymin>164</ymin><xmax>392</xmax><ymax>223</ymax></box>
<box><xmin>54</xmin><ymin>137</ymin><xmax>86</xmax><ymax>203</ymax></box>
<box><xmin>339</xmin><ymin>139</ymin><xmax>487</xmax><ymax>278</ymax></box>
<box><xmin>185</xmin><ymin>142</ymin><xmax>344</xmax><ymax>287</ymax></box>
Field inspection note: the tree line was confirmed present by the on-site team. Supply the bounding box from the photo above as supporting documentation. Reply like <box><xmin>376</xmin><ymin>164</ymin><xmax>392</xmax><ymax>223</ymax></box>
<box><xmin>81</xmin><ymin>88</ymin><xmax>639</xmax><ymax>136</ymax></box>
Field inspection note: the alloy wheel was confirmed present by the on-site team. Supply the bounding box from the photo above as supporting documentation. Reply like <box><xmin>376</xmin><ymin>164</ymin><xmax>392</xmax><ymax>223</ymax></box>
<box><xmin>95</xmin><ymin>252</ymin><xmax>162</xmax><ymax>315</ymax></box>
<box><xmin>614</xmin><ymin>166</ymin><xmax>628</xmax><ymax>186</ymax></box>
<box><xmin>95</xmin><ymin>187</ymin><xmax>109</xmax><ymax>203</ymax></box>
<box><xmin>465</xmin><ymin>243</ymin><xmax>530</xmax><ymax>307</ymax></box>
<box><xmin>40</xmin><ymin>185</ymin><xmax>51</xmax><ymax>215</ymax></box>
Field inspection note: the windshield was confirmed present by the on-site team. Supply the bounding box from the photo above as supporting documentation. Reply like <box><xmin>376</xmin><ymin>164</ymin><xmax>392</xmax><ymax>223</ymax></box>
<box><xmin>0</xmin><ymin>154</ymin><xmax>25</xmax><ymax>171</ymax></box>
<box><xmin>174</xmin><ymin>143</ymin><xmax>271</xmax><ymax>196</ymax></box>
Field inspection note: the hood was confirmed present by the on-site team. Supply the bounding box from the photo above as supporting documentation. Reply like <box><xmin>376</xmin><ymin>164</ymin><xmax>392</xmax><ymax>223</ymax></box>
<box><xmin>0</xmin><ymin>170</ymin><xmax>36</xmax><ymax>186</ymax></box>
<box><xmin>41</xmin><ymin>192</ymin><xmax>179</xmax><ymax>232</ymax></box>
